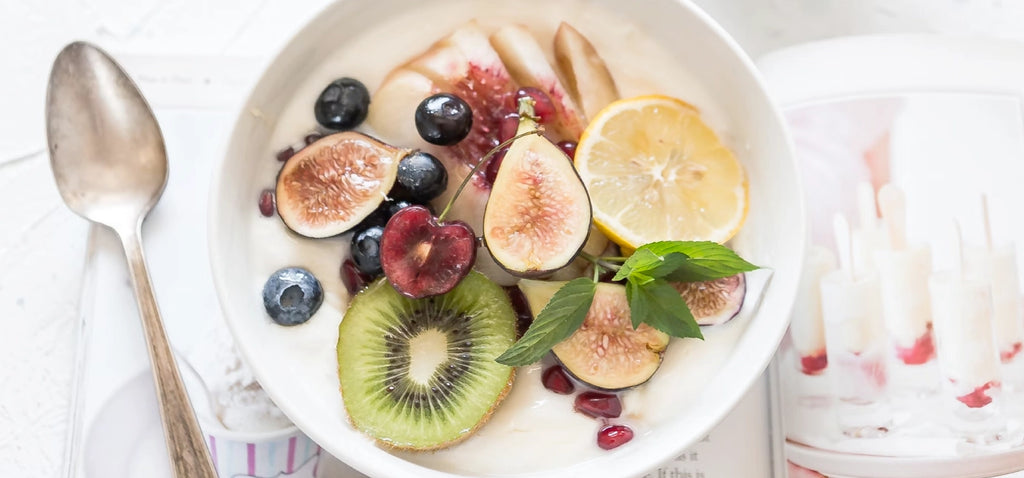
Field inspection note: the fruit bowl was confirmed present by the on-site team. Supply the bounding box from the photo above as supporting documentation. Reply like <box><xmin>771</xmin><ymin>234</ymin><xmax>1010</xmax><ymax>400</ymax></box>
<box><xmin>209</xmin><ymin>0</ymin><xmax>804</xmax><ymax>476</ymax></box>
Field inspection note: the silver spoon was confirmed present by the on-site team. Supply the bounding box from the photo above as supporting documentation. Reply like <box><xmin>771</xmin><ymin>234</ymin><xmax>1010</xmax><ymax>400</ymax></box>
<box><xmin>46</xmin><ymin>42</ymin><xmax>217</xmax><ymax>478</ymax></box>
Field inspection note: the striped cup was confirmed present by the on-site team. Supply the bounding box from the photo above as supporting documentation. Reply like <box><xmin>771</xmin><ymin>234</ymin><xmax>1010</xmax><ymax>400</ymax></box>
<box><xmin>203</xmin><ymin>423</ymin><xmax>323</xmax><ymax>478</ymax></box>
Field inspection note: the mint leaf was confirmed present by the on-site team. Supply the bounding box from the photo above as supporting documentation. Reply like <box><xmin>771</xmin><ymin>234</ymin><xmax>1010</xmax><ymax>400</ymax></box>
<box><xmin>642</xmin><ymin>241</ymin><xmax>757</xmax><ymax>282</ymax></box>
<box><xmin>495</xmin><ymin>278</ymin><xmax>596</xmax><ymax>366</ymax></box>
<box><xmin>613</xmin><ymin>249</ymin><xmax>688</xmax><ymax>282</ymax></box>
<box><xmin>626</xmin><ymin>278</ymin><xmax>703</xmax><ymax>339</ymax></box>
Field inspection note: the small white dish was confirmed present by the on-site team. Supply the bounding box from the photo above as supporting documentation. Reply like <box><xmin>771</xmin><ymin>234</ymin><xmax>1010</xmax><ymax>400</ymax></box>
<box><xmin>209</xmin><ymin>0</ymin><xmax>804</xmax><ymax>476</ymax></box>
<box><xmin>82</xmin><ymin>369</ymin><xmax>365</xmax><ymax>478</ymax></box>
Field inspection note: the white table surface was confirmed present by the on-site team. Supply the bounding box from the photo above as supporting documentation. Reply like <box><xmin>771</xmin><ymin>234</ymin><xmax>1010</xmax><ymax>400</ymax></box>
<box><xmin>5</xmin><ymin>1</ymin><xmax>1024</xmax><ymax>477</ymax></box>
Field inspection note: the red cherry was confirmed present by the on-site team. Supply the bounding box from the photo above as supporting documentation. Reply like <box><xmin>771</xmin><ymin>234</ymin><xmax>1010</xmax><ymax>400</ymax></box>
<box><xmin>379</xmin><ymin>206</ymin><xmax>477</xmax><ymax>298</ymax></box>
<box><xmin>541</xmin><ymin>365</ymin><xmax>574</xmax><ymax>395</ymax></box>
<box><xmin>597</xmin><ymin>425</ymin><xmax>633</xmax><ymax>450</ymax></box>
<box><xmin>574</xmin><ymin>391</ymin><xmax>622</xmax><ymax>419</ymax></box>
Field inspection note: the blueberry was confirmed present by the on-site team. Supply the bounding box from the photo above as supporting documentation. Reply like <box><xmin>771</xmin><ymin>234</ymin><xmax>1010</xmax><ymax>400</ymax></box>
<box><xmin>351</xmin><ymin>225</ymin><xmax>385</xmax><ymax>276</ymax></box>
<box><xmin>353</xmin><ymin>201</ymin><xmax>392</xmax><ymax>231</ymax></box>
<box><xmin>314</xmin><ymin>78</ymin><xmax>370</xmax><ymax>130</ymax></box>
<box><xmin>391</xmin><ymin>152</ymin><xmax>448</xmax><ymax>203</ymax></box>
<box><xmin>386</xmin><ymin>199</ymin><xmax>417</xmax><ymax>218</ymax></box>
<box><xmin>262</xmin><ymin>267</ymin><xmax>323</xmax><ymax>326</ymax></box>
<box><xmin>415</xmin><ymin>93</ymin><xmax>473</xmax><ymax>146</ymax></box>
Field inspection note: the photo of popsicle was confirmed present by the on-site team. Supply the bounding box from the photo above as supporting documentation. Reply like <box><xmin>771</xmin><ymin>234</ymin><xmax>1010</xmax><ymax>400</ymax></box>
<box><xmin>790</xmin><ymin>245</ymin><xmax>836</xmax><ymax>375</ymax></box>
<box><xmin>929</xmin><ymin>223</ymin><xmax>1002</xmax><ymax>419</ymax></box>
<box><xmin>874</xmin><ymin>185</ymin><xmax>935</xmax><ymax>367</ymax></box>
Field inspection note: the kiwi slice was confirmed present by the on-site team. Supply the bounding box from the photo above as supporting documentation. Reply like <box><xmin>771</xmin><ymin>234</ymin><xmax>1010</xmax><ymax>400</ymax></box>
<box><xmin>337</xmin><ymin>271</ymin><xmax>517</xmax><ymax>450</ymax></box>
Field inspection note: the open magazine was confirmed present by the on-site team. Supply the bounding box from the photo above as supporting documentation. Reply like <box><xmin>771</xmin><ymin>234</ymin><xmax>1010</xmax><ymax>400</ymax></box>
<box><xmin>777</xmin><ymin>94</ymin><xmax>1024</xmax><ymax>478</ymax></box>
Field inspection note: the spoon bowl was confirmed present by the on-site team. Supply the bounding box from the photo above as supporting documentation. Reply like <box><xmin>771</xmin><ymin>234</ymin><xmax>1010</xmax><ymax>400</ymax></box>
<box><xmin>47</xmin><ymin>42</ymin><xmax>167</xmax><ymax>229</ymax></box>
<box><xmin>46</xmin><ymin>41</ymin><xmax>216</xmax><ymax>478</ymax></box>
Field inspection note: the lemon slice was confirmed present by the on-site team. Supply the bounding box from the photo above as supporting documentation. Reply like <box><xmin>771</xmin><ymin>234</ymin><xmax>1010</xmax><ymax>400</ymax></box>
<box><xmin>574</xmin><ymin>95</ymin><xmax>748</xmax><ymax>249</ymax></box>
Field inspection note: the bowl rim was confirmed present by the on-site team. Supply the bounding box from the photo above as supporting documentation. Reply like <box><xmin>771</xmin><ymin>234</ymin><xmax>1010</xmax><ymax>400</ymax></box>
<box><xmin>207</xmin><ymin>0</ymin><xmax>805</xmax><ymax>476</ymax></box>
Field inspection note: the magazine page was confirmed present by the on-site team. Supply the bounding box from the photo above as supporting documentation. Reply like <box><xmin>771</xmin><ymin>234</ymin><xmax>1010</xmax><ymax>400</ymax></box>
<box><xmin>777</xmin><ymin>94</ymin><xmax>1024</xmax><ymax>477</ymax></box>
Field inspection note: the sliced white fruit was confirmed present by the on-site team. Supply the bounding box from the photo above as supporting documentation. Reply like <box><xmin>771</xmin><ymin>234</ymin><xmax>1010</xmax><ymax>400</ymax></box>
<box><xmin>553</xmin><ymin>22</ymin><xmax>620</xmax><ymax>122</ymax></box>
<box><xmin>367</xmin><ymin>69</ymin><xmax>437</xmax><ymax>147</ymax></box>
<box><xmin>490</xmin><ymin>25</ymin><xmax>585</xmax><ymax>140</ymax></box>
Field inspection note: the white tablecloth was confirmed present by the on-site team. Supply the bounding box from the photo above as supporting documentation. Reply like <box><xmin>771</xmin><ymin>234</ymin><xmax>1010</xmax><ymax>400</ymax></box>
<box><xmin>5</xmin><ymin>1</ymin><xmax>1024</xmax><ymax>476</ymax></box>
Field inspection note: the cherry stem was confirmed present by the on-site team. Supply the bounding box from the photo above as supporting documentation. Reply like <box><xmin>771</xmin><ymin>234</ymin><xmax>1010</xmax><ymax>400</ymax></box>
<box><xmin>580</xmin><ymin>251</ymin><xmax>622</xmax><ymax>271</ymax></box>
<box><xmin>436</xmin><ymin>128</ymin><xmax>544</xmax><ymax>223</ymax></box>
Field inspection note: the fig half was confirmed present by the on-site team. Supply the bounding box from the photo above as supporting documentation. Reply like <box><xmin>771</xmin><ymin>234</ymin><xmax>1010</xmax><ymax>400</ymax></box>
<box><xmin>276</xmin><ymin>132</ymin><xmax>407</xmax><ymax>238</ymax></box>
<box><xmin>674</xmin><ymin>273</ymin><xmax>746</xmax><ymax>326</ymax></box>
<box><xmin>482</xmin><ymin>107</ymin><xmax>592</xmax><ymax>277</ymax></box>
<box><xmin>519</xmin><ymin>280</ymin><xmax>670</xmax><ymax>390</ymax></box>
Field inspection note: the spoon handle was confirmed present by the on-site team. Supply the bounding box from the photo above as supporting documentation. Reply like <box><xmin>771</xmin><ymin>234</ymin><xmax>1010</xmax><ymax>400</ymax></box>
<box><xmin>119</xmin><ymin>229</ymin><xmax>218</xmax><ymax>478</ymax></box>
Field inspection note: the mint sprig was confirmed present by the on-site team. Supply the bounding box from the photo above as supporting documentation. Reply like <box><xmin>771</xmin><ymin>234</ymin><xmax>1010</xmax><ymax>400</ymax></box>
<box><xmin>626</xmin><ymin>278</ymin><xmax>702</xmax><ymax>338</ymax></box>
<box><xmin>496</xmin><ymin>241</ymin><xmax>758</xmax><ymax>366</ymax></box>
<box><xmin>495</xmin><ymin>277</ymin><xmax>596</xmax><ymax>366</ymax></box>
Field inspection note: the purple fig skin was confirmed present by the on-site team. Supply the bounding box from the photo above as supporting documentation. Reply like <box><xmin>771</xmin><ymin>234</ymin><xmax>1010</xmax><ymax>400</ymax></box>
<box><xmin>551</xmin><ymin>351</ymin><xmax>664</xmax><ymax>393</ymax></box>
<box><xmin>679</xmin><ymin>273</ymin><xmax>746</xmax><ymax>327</ymax></box>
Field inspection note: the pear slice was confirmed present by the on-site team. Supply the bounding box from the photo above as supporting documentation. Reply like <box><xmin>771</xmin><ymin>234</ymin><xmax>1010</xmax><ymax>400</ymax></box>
<box><xmin>490</xmin><ymin>25</ymin><xmax>585</xmax><ymax>140</ymax></box>
<box><xmin>482</xmin><ymin>106</ymin><xmax>591</xmax><ymax>277</ymax></box>
<box><xmin>553</xmin><ymin>23</ymin><xmax>620</xmax><ymax>122</ymax></box>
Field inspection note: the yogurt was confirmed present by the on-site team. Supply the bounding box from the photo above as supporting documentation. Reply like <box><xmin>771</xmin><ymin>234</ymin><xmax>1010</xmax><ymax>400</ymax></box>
<box><xmin>928</xmin><ymin>272</ymin><xmax>1001</xmax><ymax>409</ymax></box>
<box><xmin>965</xmin><ymin>244</ymin><xmax>1024</xmax><ymax>363</ymax></box>
<box><xmin>874</xmin><ymin>245</ymin><xmax>935</xmax><ymax>365</ymax></box>
<box><xmin>789</xmin><ymin>245</ymin><xmax>835</xmax><ymax>375</ymax></box>
<box><xmin>246</xmin><ymin>1</ymin><xmax>745</xmax><ymax>474</ymax></box>
<box><xmin>819</xmin><ymin>270</ymin><xmax>887</xmax><ymax>404</ymax></box>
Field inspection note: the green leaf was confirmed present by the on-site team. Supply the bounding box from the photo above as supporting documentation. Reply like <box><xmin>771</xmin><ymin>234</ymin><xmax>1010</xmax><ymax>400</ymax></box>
<box><xmin>495</xmin><ymin>278</ymin><xmax>596</xmax><ymax>366</ymax></box>
<box><xmin>643</xmin><ymin>241</ymin><xmax>758</xmax><ymax>282</ymax></box>
<box><xmin>613</xmin><ymin>250</ymin><xmax>689</xmax><ymax>282</ymax></box>
<box><xmin>626</xmin><ymin>278</ymin><xmax>704</xmax><ymax>340</ymax></box>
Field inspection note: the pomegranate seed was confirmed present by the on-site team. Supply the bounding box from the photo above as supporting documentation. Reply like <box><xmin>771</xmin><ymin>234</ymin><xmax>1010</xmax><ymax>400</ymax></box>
<box><xmin>575</xmin><ymin>391</ymin><xmax>621</xmax><ymax>418</ymax></box>
<box><xmin>341</xmin><ymin>259</ymin><xmax>373</xmax><ymax>296</ymax></box>
<box><xmin>304</xmin><ymin>133</ymin><xmax>323</xmax><ymax>145</ymax></box>
<box><xmin>503</xmin><ymin>286</ymin><xmax>533</xmax><ymax>339</ymax></box>
<box><xmin>484</xmin><ymin>151</ymin><xmax>506</xmax><ymax>185</ymax></box>
<box><xmin>541</xmin><ymin>365</ymin><xmax>574</xmax><ymax>395</ymax></box>
<box><xmin>499</xmin><ymin>112</ymin><xmax>520</xmax><ymax>141</ymax></box>
<box><xmin>258</xmin><ymin>189</ymin><xmax>276</xmax><ymax>217</ymax></box>
<box><xmin>597</xmin><ymin>425</ymin><xmax>633</xmax><ymax>450</ymax></box>
<box><xmin>557</xmin><ymin>141</ymin><xmax>577</xmax><ymax>159</ymax></box>
<box><xmin>516</xmin><ymin>87</ymin><xmax>556</xmax><ymax>124</ymax></box>
<box><xmin>276</xmin><ymin>146</ymin><xmax>295</xmax><ymax>162</ymax></box>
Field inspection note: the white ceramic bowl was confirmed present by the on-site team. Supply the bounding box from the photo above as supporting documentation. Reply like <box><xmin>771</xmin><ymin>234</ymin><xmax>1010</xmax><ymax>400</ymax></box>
<box><xmin>209</xmin><ymin>0</ymin><xmax>804</xmax><ymax>476</ymax></box>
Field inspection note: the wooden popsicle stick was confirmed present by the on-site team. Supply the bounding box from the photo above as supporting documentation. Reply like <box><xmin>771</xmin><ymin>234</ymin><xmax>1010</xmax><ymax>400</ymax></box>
<box><xmin>953</xmin><ymin>219</ymin><xmax>965</xmax><ymax>281</ymax></box>
<box><xmin>856</xmin><ymin>181</ymin><xmax>877</xmax><ymax>230</ymax></box>
<box><xmin>834</xmin><ymin>213</ymin><xmax>855</xmax><ymax>282</ymax></box>
<box><xmin>982</xmin><ymin>194</ymin><xmax>994</xmax><ymax>251</ymax></box>
<box><xmin>878</xmin><ymin>184</ymin><xmax>907</xmax><ymax>250</ymax></box>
